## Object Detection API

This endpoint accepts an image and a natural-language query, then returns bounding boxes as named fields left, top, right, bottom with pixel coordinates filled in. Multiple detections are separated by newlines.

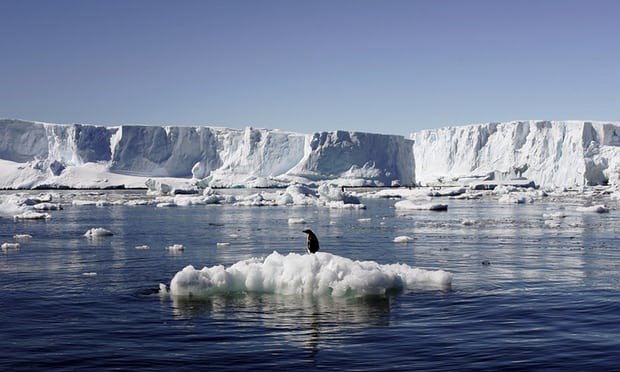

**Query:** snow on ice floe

left=165, top=251, right=452, bottom=298
left=84, top=227, right=114, bottom=237
left=394, top=200, right=448, bottom=211
left=13, top=211, right=51, bottom=221
left=576, top=204, right=610, bottom=213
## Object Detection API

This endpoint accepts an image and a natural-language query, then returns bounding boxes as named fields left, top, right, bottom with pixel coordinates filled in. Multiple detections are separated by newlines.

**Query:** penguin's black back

left=303, top=229, right=320, bottom=254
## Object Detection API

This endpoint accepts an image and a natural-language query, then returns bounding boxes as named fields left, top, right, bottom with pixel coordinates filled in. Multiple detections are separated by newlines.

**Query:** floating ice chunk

left=13, top=234, right=33, bottom=240
left=498, top=194, right=531, bottom=204
left=135, top=245, right=150, bottom=250
left=576, top=204, right=610, bottom=213
left=216, top=242, right=231, bottom=248
left=234, top=193, right=277, bottom=207
left=288, top=217, right=306, bottom=225
left=82, top=272, right=97, bottom=276
left=33, top=202, right=62, bottom=210
left=318, top=183, right=362, bottom=205
left=1, top=242, right=20, bottom=250
left=544, top=220, right=561, bottom=228
left=125, top=199, right=151, bottom=206
left=394, top=200, right=448, bottom=211
left=156, top=202, right=177, bottom=208
left=145, top=179, right=172, bottom=196
left=393, top=236, right=415, bottom=243
left=461, top=219, right=476, bottom=226
left=167, top=244, right=185, bottom=252
left=427, top=187, right=466, bottom=197
left=159, top=283, right=169, bottom=295
left=358, top=218, right=372, bottom=223
left=72, top=200, right=98, bottom=206
left=543, top=212, right=566, bottom=219
left=276, top=184, right=318, bottom=206
left=168, top=251, right=452, bottom=298
left=324, top=200, right=366, bottom=209
left=84, top=227, right=114, bottom=237
left=13, top=211, right=51, bottom=221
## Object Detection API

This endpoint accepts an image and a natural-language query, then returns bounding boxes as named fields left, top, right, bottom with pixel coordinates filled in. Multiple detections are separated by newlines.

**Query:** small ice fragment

left=84, top=227, right=114, bottom=237
left=358, top=218, right=372, bottom=223
left=288, top=217, right=306, bottom=225
left=33, top=202, right=63, bottom=210
left=461, top=219, right=476, bottom=226
left=576, top=204, right=610, bottom=213
left=135, top=245, right=150, bottom=250
left=82, top=272, right=97, bottom=276
left=156, top=202, right=177, bottom=208
left=14, top=234, right=33, bottom=240
left=167, top=244, right=184, bottom=252
left=544, top=220, right=561, bottom=228
left=1, top=242, right=20, bottom=250
left=216, top=242, right=231, bottom=248
left=159, top=283, right=169, bottom=295
left=13, top=212, right=51, bottom=221
left=394, top=200, right=448, bottom=211
left=393, top=236, right=414, bottom=243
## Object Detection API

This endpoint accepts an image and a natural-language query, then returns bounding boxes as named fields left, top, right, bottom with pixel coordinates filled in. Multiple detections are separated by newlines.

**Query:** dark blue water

left=1, top=190, right=620, bottom=370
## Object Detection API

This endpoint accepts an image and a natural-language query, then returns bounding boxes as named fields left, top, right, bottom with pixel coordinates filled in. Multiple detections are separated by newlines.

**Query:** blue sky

left=1, top=0, right=618, bottom=135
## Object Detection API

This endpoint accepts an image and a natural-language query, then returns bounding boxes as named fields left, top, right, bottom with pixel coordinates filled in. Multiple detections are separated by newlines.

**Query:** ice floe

left=166, top=251, right=452, bottom=298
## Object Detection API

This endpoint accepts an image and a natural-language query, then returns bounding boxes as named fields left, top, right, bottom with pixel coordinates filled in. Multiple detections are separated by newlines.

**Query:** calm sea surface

left=1, top=190, right=619, bottom=370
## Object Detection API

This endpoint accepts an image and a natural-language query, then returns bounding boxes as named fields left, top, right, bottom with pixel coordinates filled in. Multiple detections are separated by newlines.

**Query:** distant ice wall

left=411, top=120, right=620, bottom=187
left=287, top=131, right=415, bottom=186
left=0, top=120, right=413, bottom=187
left=2, top=119, right=617, bottom=189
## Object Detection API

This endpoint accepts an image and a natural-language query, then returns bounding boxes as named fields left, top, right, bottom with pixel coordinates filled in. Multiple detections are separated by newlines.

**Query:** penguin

left=302, top=229, right=320, bottom=254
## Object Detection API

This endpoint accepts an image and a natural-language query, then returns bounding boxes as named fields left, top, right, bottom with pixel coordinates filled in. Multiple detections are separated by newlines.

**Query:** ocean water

left=1, top=190, right=620, bottom=370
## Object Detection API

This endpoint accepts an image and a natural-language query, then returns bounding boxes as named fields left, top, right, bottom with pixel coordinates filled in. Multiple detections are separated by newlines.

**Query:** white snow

left=167, top=251, right=452, bottom=298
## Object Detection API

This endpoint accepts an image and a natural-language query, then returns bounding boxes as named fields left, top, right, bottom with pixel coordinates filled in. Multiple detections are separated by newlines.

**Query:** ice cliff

left=412, top=120, right=620, bottom=188
left=0, top=119, right=414, bottom=189
left=0, top=119, right=618, bottom=189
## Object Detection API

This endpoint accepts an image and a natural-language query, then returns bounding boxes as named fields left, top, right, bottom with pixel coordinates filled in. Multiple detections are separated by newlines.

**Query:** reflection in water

left=169, top=293, right=393, bottom=355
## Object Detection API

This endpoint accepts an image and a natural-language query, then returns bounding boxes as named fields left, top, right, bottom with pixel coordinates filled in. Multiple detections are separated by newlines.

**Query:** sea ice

left=13, top=211, right=51, bottom=221
left=1, top=242, right=20, bottom=250
left=394, top=200, right=448, bottom=211
left=576, top=204, right=610, bottom=213
left=167, top=244, right=185, bottom=252
left=393, top=236, right=415, bottom=243
left=167, top=251, right=452, bottom=298
left=84, top=227, right=114, bottom=237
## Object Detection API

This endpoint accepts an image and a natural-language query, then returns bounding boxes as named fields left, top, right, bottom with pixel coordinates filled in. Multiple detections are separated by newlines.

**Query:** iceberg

left=0, top=120, right=414, bottom=189
left=412, top=120, right=620, bottom=188
left=1, top=119, right=618, bottom=189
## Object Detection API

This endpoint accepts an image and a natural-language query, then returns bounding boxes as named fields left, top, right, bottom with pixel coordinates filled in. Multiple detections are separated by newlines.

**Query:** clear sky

left=1, top=0, right=619, bottom=135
